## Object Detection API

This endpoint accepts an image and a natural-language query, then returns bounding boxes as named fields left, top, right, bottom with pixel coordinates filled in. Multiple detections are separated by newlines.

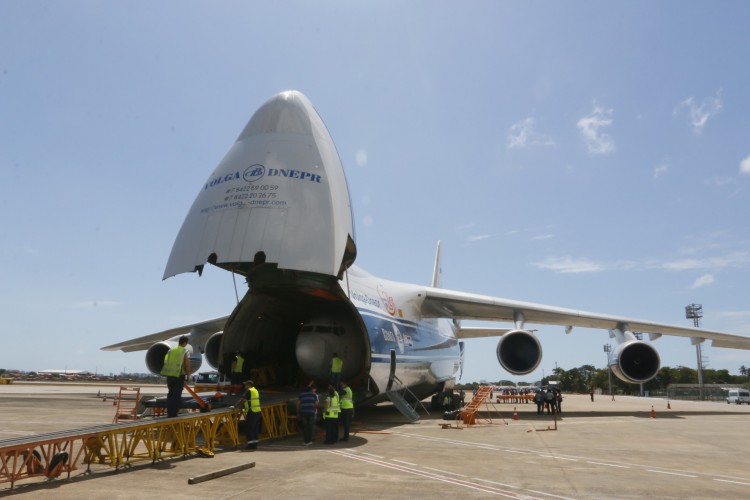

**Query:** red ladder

left=113, top=386, right=141, bottom=423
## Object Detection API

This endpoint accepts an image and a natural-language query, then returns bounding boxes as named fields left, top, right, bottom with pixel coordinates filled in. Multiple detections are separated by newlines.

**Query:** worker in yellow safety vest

left=240, top=380, right=261, bottom=449
left=330, top=352, right=343, bottom=390
left=339, top=381, right=354, bottom=442
left=160, top=335, right=191, bottom=417
left=230, top=352, right=245, bottom=386
left=323, top=385, right=340, bottom=444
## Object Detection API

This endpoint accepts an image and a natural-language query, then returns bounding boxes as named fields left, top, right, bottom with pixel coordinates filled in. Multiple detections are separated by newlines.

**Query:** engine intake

left=203, top=332, right=223, bottom=370
left=144, top=340, right=202, bottom=376
left=609, top=340, right=660, bottom=384
left=496, top=329, right=542, bottom=375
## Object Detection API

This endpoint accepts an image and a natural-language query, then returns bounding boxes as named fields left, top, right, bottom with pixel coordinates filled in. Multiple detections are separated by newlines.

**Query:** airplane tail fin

left=431, top=240, right=442, bottom=288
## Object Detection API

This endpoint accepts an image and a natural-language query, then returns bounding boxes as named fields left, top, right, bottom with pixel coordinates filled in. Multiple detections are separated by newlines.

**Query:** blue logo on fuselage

left=243, top=164, right=265, bottom=182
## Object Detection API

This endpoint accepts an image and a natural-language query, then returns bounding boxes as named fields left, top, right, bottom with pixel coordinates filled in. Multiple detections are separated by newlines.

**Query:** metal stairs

left=385, top=389, right=420, bottom=422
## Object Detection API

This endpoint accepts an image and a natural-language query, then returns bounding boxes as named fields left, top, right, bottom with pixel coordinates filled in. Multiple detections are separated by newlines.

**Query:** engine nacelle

left=609, top=340, right=660, bottom=384
left=144, top=341, right=202, bottom=376
left=496, top=329, right=542, bottom=375
left=203, top=332, right=223, bottom=370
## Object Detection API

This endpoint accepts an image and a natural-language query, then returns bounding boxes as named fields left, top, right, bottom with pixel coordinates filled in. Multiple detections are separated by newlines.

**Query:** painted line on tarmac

left=392, top=459, right=417, bottom=466
left=329, top=449, right=546, bottom=498
left=586, top=461, right=630, bottom=468
left=525, top=488, right=578, bottom=500
left=472, top=478, right=519, bottom=489
left=422, top=466, right=467, bottom=477
left=395, top=429, right=750, bottom=486
left=540, top=455, right=578, bottom=461
left=646, top=469, right=698, bottom=478
left=714, top=478, right=750, bottom=486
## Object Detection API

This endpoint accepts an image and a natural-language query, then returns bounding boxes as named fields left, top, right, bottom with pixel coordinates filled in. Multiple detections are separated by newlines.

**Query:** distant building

left=38, top=369, right=90, bottom=375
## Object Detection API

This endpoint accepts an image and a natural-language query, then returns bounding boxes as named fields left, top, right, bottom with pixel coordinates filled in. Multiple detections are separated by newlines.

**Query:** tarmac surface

left=2, top=382, right=750, bottom=499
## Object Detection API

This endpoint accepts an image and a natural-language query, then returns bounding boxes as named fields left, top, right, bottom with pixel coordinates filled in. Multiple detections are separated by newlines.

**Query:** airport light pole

left=603, top=344, right=613, bottom=399
left=685, top=304, right=705, bottom=400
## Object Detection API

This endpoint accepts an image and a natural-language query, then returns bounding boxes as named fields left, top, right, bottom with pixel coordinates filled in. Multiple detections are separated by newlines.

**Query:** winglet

left=431, top=240, right=442, bottom=288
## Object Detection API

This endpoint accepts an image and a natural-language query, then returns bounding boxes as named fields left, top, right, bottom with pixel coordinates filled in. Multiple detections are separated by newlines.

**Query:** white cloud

left=717, top=311, right=750, bottom=319
left=467, top=234, right=493, bottom=242
left=506, top=117, right=555, bottom=149
left=740, top=155, right=750, bottom=175
left=577, top=106, right=615, bottom=155
left=709, top=176, right=735, bottom=187
left=690, top=274, right=715, bottom=289
left=659, top=251, right=750, bottom=271
left=653, top=163, right=669, bottom=179
left=532, top=257, right=635, bottom=274
left=673, top=89, right=723, bottom=135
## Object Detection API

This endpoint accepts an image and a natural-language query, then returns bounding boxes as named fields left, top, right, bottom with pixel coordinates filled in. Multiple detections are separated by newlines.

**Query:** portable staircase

left=113, top=386, right=141, bottom=423
left=386, top=388, right=420, bottom=422
left=385, top=373, right=429, bottom=423
left=460, top=385, right=505, bottom=425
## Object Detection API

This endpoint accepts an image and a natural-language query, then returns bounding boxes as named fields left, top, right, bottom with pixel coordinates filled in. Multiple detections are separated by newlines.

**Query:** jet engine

left=144, top=341, right=202, bottom=375
left=203, top=332, right=223, bottom=370
left=608, top=339, right=660, bottom=384
left=496, top=329, right=542, bottom=375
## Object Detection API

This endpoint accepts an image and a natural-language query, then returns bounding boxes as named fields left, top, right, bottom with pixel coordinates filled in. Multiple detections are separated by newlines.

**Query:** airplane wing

left=101, top=315, right=229, bottom=352
left=422, top=287, right=750, bottom=349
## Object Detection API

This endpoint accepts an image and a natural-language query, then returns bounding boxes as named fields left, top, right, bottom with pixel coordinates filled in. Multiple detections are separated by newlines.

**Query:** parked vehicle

left=726, top=389, right=750, bottom=404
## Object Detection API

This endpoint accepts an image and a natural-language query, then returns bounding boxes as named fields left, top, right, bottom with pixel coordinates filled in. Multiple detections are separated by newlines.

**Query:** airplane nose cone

left=237, top=90, right=325, bottom=140
left=163, top=90, right=356, bottom=280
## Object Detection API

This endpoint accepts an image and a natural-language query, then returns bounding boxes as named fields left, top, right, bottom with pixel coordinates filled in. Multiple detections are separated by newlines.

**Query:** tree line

left=460, top=365, right=750, bottom=394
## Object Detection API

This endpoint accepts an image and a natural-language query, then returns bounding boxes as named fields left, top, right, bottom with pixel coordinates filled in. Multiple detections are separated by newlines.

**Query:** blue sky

left=2, top=2, right=749, bottom=382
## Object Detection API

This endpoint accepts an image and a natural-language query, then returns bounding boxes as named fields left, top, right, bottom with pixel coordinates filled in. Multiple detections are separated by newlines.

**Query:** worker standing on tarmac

left=160, top=335, right=191, bottom=418
left=297, top=383, right=318, bottom=446
left=323, top=385, right=340, bottom=444
left=230, top=352, right=245, bottom=386
left=240, top=380, right=261, bottom=449
left=339, top=381, right=354, bottom=442
left=533, top=389, right=544, bottom=415
left=330, top=352, right=343, bottom=390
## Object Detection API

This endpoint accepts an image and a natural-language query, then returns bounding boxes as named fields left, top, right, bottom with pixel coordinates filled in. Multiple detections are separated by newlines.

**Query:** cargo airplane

left=103, top=91, right=750, bottom=417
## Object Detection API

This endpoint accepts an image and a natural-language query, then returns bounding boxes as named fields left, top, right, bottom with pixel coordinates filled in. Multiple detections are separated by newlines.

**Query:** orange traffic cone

left=650, top=406, right=656, bottom=418
left=512, top=407, right=519, bottom=420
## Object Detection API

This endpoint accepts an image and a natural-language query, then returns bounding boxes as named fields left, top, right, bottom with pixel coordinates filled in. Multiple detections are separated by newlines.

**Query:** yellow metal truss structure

left=0, top=409, right=240, bottom=489
left=1, top=399, right=300, bottom=490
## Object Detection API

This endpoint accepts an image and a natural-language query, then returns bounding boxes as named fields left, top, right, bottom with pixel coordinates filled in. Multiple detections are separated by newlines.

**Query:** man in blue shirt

left=297, top=383, right=318, bottom=446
